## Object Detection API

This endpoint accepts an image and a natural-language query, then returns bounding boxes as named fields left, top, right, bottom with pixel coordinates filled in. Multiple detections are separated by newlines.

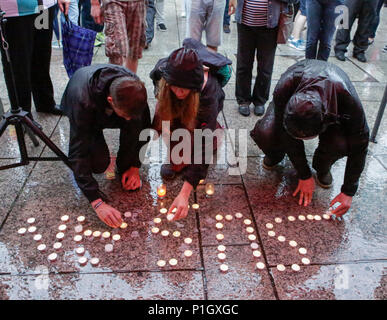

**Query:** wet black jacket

left=271, top=59, right=369, bottom=196
left=61, top=64, right=151, bottom=202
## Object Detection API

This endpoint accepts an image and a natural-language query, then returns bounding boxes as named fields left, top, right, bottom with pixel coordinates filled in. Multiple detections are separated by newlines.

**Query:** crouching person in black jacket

left=250, top=59, right=369, bottom=217
left=61, top=64, right=151, bottom=228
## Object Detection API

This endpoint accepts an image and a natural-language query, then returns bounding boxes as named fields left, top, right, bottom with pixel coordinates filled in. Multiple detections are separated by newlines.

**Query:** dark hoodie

left=257, top=59, right=369, bottom=196
left=61, top=64, right=151, bottom=202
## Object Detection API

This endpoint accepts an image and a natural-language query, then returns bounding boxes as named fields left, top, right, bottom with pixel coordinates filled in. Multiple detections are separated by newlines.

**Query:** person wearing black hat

left=250, top=59, right=369, bottom=217
left=150, top=43, right=229, bottom=221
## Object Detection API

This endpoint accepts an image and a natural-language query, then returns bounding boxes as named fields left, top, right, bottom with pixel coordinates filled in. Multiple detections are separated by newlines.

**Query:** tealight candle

left=192, top=204, right=199, bottom=210
left=216, top=234, right=224, bottom=241
left=154, top=217, right=162, bottom=224
left=225, top=215, right=233, bottom=221
left=112, top=234, right=121, bottom=241
left=151, top=227, right=160, bottom=234
left=265, top=223, right=273, bottom=229
left=75, top=247, right=85, bottom=255
left=298, top=215, right=306, bottom=221
left=74, top=225, right=83, bottom=233
left=314, top=215, right=322, bottom=221
left=307, top=214, right=314, bottom=220
left=184, top=237, right=192, bottom=244
left=246, top=227, right=254, bottom=233
left=120, top=222, right=128, bottom=229
left=18, top=228, right=27, bottom=235
left=184, top=250, right=193, bottom=257
left=248, top=234, right=256, bottom=241
left=37, top=244, right=46, bottom=252
left=48, top=253, right=57, bottom=262
left=74, top=235, right=83, bottom=242
left=157, top=260, right=166, bottom=267
left=172, top=231, right=181, bottom=238
left=161, top=230, right=170, bottom=237
left=90, top=258, right=100, bottom=266
left=253, top=250, right=261, bottom=258
left=277, top=235, right=286, bottom=242
left=33, top=234, right=42, bottom=241
left=124, top=211, right=132, bottom=218
left=217, top=253, right=226, bottom=261
left=167, top=214, right=174, bottom=221
left=93, top=231, right=101, bottom=238
left=274, top=217, right=282, bottom=223
left=157, top=184, right=166, bottom=198
left=276, top=264, right=286, bottom=272
left=172, top=208, right=177, bottom=213
left=199, top=179, right=205, bottom=184
left=299, top=248, right=307, bottom=255
left=288, top=216, right=296, bottom=222
left=301, top=257, right=310, bottom=265
left=217, top=245, right=226, bottom=252
left=215, top=214, right=223, bottom=221
left=215, top=222, right=223, bottom=230
left=268, top=231, right=276, bottom=237
left=256, top=262, right=265, bottom=270
left=205, top=183, right=215, bottom=196
left=28, top=226, right=37, bottom=233
left=322, top=213, right=331, bottom=220
left=102, top=231, right=111, bottom=239
left=56, top=232, right=65, bottom=240
left=220, top=264, right=229, bottom=272
left=289, top=240, right=298, bottom=247
left=235, top=212, right=243, bottom=219
left=105, top=244, right=113, bottom=253
left=169, top=258, right=178, bottom=266
left=61, top=215, right=69, bottom=222
left=243, top=219, right=252, bottom=225
left=291, top=264, right=301, bottom=272
left=58, top=224, right=67, bottom=231
left=27, top=217, right=35, bottom=224
left=77, top=216, right=85, bottom=223
left=84, top=230, right=92, bottom=237
left=159, top=208, right=168, bottom=214
left=53, top=242, right=62, bottom=250
left=250, top=243, right=259, bottom=250
left=78, top=257, right=87, bottom=266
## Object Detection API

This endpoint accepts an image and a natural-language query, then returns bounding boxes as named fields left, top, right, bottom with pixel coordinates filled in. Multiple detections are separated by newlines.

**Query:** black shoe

left=144, top=42, right=150, bottom=50
left=353, top=52, right=367, bottom=63
left=160, top=164, right=176, bottom=180
left=36, top=104, right=63, bottom=116
left=253, top=104, right=265, bottom=116
left=223, top=25, right=230, bottom=34
left=238, top=104, right=250, bottom=117
left=316, top=171, right=333, bottom=188
left=335, top=51, right=346, bottom=61
left=262, top=156, right=278, bottom=170
left=157, top=23, right=167, bottom=32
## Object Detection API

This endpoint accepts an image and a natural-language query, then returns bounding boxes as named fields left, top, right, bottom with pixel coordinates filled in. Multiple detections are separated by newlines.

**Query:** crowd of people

left=0, top=0, right=385, bottom=228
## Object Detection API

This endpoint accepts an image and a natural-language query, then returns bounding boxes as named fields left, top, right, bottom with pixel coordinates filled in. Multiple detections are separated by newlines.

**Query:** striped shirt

left=0, top=0, right=56, bottom=17
left=242, top=0, right=268, bottom=27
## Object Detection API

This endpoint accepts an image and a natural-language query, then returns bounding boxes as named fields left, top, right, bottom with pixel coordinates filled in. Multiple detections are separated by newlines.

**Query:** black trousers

left=0, top=7, right=56, bottom=113
left=251, top=103, right=348, bottom=175
left=335, top=0, right=378, bottom=55
left=235, top=23, right=278, bottom=107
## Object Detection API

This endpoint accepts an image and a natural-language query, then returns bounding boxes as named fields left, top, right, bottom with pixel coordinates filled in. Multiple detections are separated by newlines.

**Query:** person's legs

left=90, top=131, right=111, bottom=174
left=253, top=27, right=278, bottom=109
left=205, top=0, right=225, bottom=50
left=305, top=0, right=323, bottom=59
left=369, top=0, right=384, bottom=39
left=235, top=23, right=257, bottom=106
left=145, top=0, right=157, bottom=45
left=291, top=5, right=307, bottom=41
left=52, top=5, right=60, bottom=41
left=68, top=0, right=80, bottom=25
left=155, top=0, right=166, bottom=28
left=335, top=0, right=359, bottom=56
left=223, top=0, right=230, bottom=26
left=31, top=6, right=57, bottom=112
left=187, top=0, right=206, bottom=42
left=81, top=0, right=104, bottom=32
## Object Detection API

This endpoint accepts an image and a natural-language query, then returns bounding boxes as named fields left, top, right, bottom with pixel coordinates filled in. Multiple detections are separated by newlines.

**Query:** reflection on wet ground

left=0, top=0, right=386, bottom=300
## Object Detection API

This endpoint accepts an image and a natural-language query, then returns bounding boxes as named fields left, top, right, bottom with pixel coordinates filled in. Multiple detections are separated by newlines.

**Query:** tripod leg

left=23, top=124, right=40, bottom=147
left=0, top=117, right=7, bottom=137
left=14, top=121, right=29, bottom=165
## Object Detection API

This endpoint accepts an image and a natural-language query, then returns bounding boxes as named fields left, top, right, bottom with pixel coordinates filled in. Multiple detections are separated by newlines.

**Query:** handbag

left=277, top=3, right=294, bottom=44
left=61, top=15, right=97, bottom=78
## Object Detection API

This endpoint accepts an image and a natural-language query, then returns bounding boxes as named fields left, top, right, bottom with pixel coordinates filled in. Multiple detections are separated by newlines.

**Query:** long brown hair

left=156, top=78, right=200, bottom=131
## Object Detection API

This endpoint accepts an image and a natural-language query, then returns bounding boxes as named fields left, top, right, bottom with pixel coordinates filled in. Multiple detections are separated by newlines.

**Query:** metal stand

left=0, top=10, right=72, bottom=171
left=370, top=84, right=387, bottom=143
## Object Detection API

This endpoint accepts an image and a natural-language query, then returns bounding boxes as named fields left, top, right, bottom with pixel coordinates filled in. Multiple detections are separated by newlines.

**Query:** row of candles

left=157, top=181, right=215, bottom=198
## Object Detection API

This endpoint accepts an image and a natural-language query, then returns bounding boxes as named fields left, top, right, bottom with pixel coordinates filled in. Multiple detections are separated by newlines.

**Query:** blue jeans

left=224, top=0, right=230, bottom=26
left=305, top=0, right=343, bottom=61
left=53, top=0, right=79, bottom=40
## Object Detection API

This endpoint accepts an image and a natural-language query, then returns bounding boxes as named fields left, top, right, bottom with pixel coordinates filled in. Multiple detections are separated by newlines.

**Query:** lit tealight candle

left=276, top=264, right=286, bottom=272
left=217, top=245, right=226, bottom=252
left=169, top=258, right=178, bottom=266
left=77, top=216, right=85, bottom=223
left=58, top=224, right=67, bottom=232
left=172, top=231, right=181, bottom=238
left=248, top=234, right=256, bottom=242
left=291, top=264, right=301, bottom=272
left=102, top=232, right=111, bottom=239
left=274, top=217, right=282, bottom=223
left=75, top=247, right=85, bottom=255
left=151, top=227, right=160, bottom=234
left=298, top=215, right=306, bottom=221
left=253, top=250, right=261, bottom=258
left=90, top=258, right=100, bottom=266
left=184, top=237, right=192, bottom=244
left=256, top=262, right=265, bottom=270
left=265, top=223, right=273, bottom=229
left=93, top=231, right=101, bottom=238
left=301, top=257, right=310, bottom=265
left=217, top=253, right=226, bottom=261
left=215, top=214, right=223, bottom=221
left=205, top=183, right=215, bottom=196
left=314, top=215, right=322, bottom=221
left=199, top=179, right=205, bottom=185
left=157, top=184, right=166, bottom=198
left=167, top=214, right=174, bottom=221
left=220, top=264, right=229, bottom=272
left=243, top=219, right=252, bottom=225
left=288, top=216, right=296, bottom=222
left=277, top=236, right=286, bottom=242
left=120, top=222, right=128, bottom=229
left=112, top=234, right=121, bottom=241
left=37, top=244, right=46, bottom=252
left=192, top=204, right=199, bottom=210
left=78, top=257, right=87, bottom=266
left=18, top=228, right=27, bottom=235
left=154, top=217, right=162, bottom=224
left=161, top=230, right=170, bottom=237
left=184, top=250, right=193, bottom=257
left=124, top=211, right=132, bottom=218
left=157, top=260, right=166, bottom=267
left=235, top=212, right=243, bottom=219
left=299, top=248, right=307, bottom=255
left=33, top=234, right=42, bottom=242
left=225, top=215, right=233, bottom=221
left=74, top=235, right=83, bottom=242
left=27, top=217, right=35, bottom=224
left=250, top=243, right=259, bottom=250
left=105, top=244, right=114, bottom=253
left=268, top=231, right=276, bottom=237
left=246, top=227, right=254, bottom=234
left=159, top=208, right=168, bottom=215
left=289, top=240, right=298, bottom=247
left=215, top=222, right=223, bottom=230
left=216, top=234, right=224, bottom=241
left=307, top=214, right=314, bottom=221
left=28, top=226, right=37, bottom=233
left=84, top=230, right=92, bottom=237
left=61, top=215, right=69, bottom=222
left=48, top=253, right=57, bottom=262
left=74, top=225, right=83, bottom=233
left=322, top=213, right=331, bottom=220
left=53, top=242, right=62, bottom=250
left=56, top=232, right=65, bottom=240
left=172, top=208, right=177, bottom=213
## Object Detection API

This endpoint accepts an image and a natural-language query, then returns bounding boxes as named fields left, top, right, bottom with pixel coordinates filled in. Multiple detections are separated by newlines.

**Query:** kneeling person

left=61, top=64, right=151, bottom=228
left=250, top=59, right=369, bottom=217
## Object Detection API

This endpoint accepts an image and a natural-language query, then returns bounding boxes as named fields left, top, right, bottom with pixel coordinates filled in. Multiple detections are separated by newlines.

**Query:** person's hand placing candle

left=329, top=193, right=353, bottom=217
left=168, top=182, right=193, bottom=221
left=293, top=177, right=315, bottom=207
left=121, top=167, right=141, bottom=191
left=92, top=199, right=123, bottom=228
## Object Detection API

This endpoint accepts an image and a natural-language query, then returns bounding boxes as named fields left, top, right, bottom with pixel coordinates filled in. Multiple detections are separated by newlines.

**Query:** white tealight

left=314, top=215, right=322, bottom=221
left=215, top=222, right=223, bottom=230
left=78, top=257, right=87, bottom=266
left=56, top=232, right=65, bottom=240
left=291, top=264, right=301, bottom=272
left=124, top=211, right=132, bottom=218
left=250, top=243, right=259, bottom=250
left=77, top=216, right=85, bottom=223
left=266, top=223, right=274, bottom=229
left=322, top=214, right=331, bottom=220
left=253, top=250, right=261, bottom=258
left=58, top=224, right=67, bottom=232
left=120, top=222, right=128, bottom=229
left=112, top=234, right=121, bottom=241
left=75, top=247, right=85, bottom=255
left=160, top=208, right=168, bottom=214
left=184, top=237, right=193, bottom=244
left=172, top=208, right=177, bottom=213
left=288, top=216, right=296, bottom=222
left=153, top=217, right=162, bottom=224
left=167, top=214, right=174, bottom=221
left=217, top=245, right=226, bottom=252
left=157, top=260, right=166, bottom=267
left=225, top=215, right=233, bottom=221
left=274, top=217, right=282, bottom=223
left=105, top=244, right=114, bottom=253
left=235, top=212, right=243, bottom=219
left=33, top=234, right=42, bottom=241
left=172, top=231, right=181, bottom=238
left=248, top=234, right=256, bottom=242
left=220, top=264, right=229, bottom=272
left=301, top=257, right=311, bottom=265
left=289, top=240, right=298, bottom=247
left=27, top=217, right=35, bottom=224
left=53, top=242, right=62, bottom=250
left=84, top=230, right=92, bottom=237
left=218, top=253, right=226, bottom=261
left=169, top=258, right=178, bottom=266
left=268, top=231, right=276, bottom=237
left=48, top=253, right=57, bottom=262
left=93, top=231, right=101, bottom=238
left=277, top=236, right=286, bottom=242
left=215, top=214, right=223, bottom=221
left=18, top=228, right=27, bottom=235
left=192, top=204, right=199, bottom=210
left=256, top=262, right=265, bottom=270
left=102, top=231, right=111, bottom=239
left=307, top=214, right=314, bottom=220
left=90, top=258, right=100, bottom=266
left=74, top=225, right=83, bottom=233
left=298, top=215, right=306, bottom=221
left=243, top=219, right=252, bottom=225
left=184, top=250, right=193, bottom=257
left=246, top=227, right=254, bottom=233
left=161, top=230, right=170, bottom=237
left=216, top=234, right=224, bottom=241
left=61, top=215, right=69, bottom=222
left=74, top=235, right=83, bottom=242
left=277, top=264, right=286, bottom=272
left=151, top=227, right=160, bottom=234
left=299, top=248, right=307, bottom=255
left=28, top=226, right=37, bottom=233
left=37, top=244, right=46, bottom=252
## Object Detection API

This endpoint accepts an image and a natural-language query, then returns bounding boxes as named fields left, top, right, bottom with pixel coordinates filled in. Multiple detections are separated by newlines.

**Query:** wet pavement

left=0, top=1, right=386, bottom=300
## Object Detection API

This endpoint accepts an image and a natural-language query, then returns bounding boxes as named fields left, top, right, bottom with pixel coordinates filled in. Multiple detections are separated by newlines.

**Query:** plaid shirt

left=0, top=0, right=56, bottom=17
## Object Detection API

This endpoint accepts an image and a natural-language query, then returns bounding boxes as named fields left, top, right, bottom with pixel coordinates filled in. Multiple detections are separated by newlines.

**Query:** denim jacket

left=235, top=0, right=287, bottom=28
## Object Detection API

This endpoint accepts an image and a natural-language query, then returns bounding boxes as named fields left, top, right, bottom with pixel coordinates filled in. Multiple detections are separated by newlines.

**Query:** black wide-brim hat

left=163, top=47, right=204, bottom=91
